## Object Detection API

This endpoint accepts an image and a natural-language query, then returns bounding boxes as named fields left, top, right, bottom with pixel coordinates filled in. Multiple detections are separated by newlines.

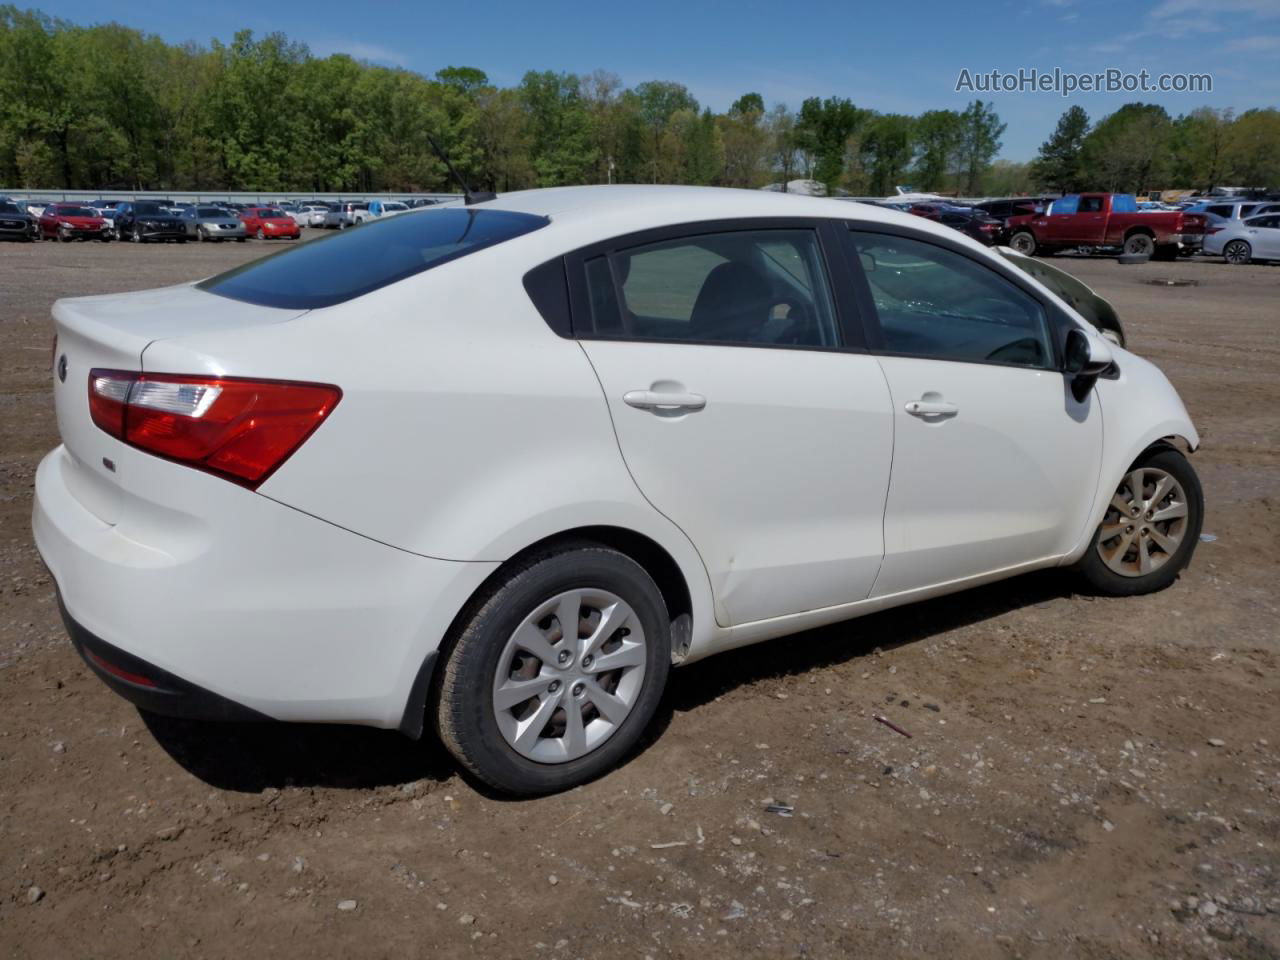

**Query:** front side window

left=850, top=230, right=1052, bottom=369
left=199, top=208, right=548, bottom=309
left=581, top=229, right=839, bottom=348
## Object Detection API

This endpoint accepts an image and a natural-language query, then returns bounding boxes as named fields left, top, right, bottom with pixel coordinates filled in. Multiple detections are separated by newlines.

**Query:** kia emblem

left=57, top=354, right=67, bottom=383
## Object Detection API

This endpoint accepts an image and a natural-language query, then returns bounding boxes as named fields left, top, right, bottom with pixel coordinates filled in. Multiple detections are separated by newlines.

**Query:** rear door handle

left=623, top=390, right=707, bottom=412
left=905, top=399, right=958, bottom=418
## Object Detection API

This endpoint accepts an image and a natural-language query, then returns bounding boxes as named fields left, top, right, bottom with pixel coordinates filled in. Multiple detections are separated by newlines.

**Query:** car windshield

left=199, top=208, right=548, bottom=309
left=197, top=207, right=225, bottom=217
left=56, top=207, right=96, bottom=217
left=134, top=202, right=164, bottom=215
left=0, top=202, right=22, bottom=213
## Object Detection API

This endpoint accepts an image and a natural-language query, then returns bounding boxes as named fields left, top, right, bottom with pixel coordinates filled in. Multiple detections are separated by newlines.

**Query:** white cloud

left=1226, top=34, right=1280, bottom=51
left=308, top=38, right=411, bottom=67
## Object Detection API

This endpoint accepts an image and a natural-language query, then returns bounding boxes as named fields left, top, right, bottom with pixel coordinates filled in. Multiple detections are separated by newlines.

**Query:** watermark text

left=955, top=67, right=1212, bottom=97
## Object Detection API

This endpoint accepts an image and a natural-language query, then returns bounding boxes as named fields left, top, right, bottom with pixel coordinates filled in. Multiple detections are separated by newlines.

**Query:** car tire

left=1008, top=230, right=1037, bottom=256
left=1076, top=447, right=1203, bottom=597
left=58, top=226, right=71, bottom=243
left=198, top=226, right=208, bottom=242
left=1223, top=240, right=1251, bottom=265
left=436, top=544, right=671, bottom=796
left=1122, top=233, right=1155, bottom=258
left=129, top=230, right=141, bottom=243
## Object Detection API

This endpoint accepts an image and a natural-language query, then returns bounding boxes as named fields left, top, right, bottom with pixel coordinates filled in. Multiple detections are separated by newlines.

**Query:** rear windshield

left=199, top=208, right=548, bottom=309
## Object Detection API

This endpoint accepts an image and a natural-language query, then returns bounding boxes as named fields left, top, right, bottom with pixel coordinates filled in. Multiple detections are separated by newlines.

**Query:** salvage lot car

left=185, top=205, right=248, bottom=242
left=38, top=203, right=112, bottom=242
left=1204, top=213, right=1280, bottom=264
left=239, top=206, right=302, bottom=240
left=33, top=186, right=1203, bottom=795
left=113, top=200, right=189, bottom=243
left=0, top=199, right=37, bottom=240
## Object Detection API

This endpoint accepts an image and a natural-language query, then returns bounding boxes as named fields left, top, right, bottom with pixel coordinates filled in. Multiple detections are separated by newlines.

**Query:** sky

left=35, top=0, right=1280, bottom=161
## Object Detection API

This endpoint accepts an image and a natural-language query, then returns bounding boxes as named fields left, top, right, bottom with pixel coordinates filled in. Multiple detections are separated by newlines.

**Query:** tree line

left=1031, top=103, right=1280, bottom=197
left=0, top=7, right=1010, bottom=195
left=2, top=7, right=1275, bottom=197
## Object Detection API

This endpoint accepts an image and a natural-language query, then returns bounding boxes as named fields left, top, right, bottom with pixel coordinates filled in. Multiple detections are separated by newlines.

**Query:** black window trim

left=838, top=219, right=1069, bottom=372
left=558, top=217, right=870, bottom=354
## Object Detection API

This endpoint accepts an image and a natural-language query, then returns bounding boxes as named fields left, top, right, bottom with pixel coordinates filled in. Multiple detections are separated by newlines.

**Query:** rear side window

left=199, top=208, right=548, bottom=309
left=1052, top=196, right=1079, bottom=214
left=582, top=229, right=839, bottom=348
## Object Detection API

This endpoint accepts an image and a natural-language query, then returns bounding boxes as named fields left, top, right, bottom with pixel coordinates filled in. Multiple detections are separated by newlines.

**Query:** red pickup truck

left=1005, top=193, right=1206, bottom=261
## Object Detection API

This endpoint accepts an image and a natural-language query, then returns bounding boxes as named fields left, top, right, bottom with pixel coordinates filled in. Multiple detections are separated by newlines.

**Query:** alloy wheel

left=492, top=588, right=647, bottom=764
left=1223, top=240, right=1251, bottom=265
left=1096, top=466, right=1190, bottom=577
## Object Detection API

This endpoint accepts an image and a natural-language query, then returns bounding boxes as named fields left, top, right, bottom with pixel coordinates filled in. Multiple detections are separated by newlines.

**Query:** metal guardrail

left=0, top=189, right=464, bottom=204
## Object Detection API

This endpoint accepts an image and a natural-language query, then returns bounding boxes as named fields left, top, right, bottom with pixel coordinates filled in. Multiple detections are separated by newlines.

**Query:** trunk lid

left=52, top=283, right=307, bottom=522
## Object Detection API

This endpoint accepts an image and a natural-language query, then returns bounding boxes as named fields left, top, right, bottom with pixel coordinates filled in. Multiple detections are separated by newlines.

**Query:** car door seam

left=866, top=356, right=896, bottom=598
left=572, top=340, right=723, bottom=626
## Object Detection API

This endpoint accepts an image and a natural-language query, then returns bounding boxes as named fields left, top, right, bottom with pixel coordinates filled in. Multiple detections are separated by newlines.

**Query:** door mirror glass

left=859, top=251, right=876, bottom=273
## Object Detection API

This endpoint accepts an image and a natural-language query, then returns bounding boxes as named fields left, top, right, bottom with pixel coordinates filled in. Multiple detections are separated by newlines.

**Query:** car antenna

left=425, top=133, right=495, bottom=205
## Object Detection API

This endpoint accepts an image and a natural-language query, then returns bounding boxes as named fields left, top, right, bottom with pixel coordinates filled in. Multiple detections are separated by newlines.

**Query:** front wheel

left=1223, top=240, right=1252, bottom=265
left=1076, top=448, right=1203, bottom=596
left=436, top=545, right=671, bottom=795
left=1008, top=230, right=1037, bottom=256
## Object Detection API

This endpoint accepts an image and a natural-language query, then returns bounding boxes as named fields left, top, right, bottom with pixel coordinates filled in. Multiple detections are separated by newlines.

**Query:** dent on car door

left=844, top=227, right=1103, bottom=597
left=571, top=222, right=894, bottom=626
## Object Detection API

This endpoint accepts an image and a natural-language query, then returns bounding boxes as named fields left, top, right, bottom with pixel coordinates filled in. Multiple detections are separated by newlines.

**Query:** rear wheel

left=437, top=545, right=671, bottom=795
left=1009, top=230, right=1037, bottom=256
left=1223, top=240, right=1251, bottom=265
left=1122, top=233, right=1154, bottom=258
left=1077, top=448, right=1203, bottom=596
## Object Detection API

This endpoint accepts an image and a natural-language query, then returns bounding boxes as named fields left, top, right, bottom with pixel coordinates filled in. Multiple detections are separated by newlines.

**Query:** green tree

left=796, top=96, right=870, bottom=190
left=1030, top=105, right=1089, bottom=193
left=956, top=100, right=1005, bottom=195
left=912, top=109, right=963, bottom=192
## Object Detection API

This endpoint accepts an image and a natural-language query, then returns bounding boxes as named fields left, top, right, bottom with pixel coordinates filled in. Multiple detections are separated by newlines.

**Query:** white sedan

left=1204, top=213, right=1280, bottom=264
left=33, top=186, right=1203, bottom=795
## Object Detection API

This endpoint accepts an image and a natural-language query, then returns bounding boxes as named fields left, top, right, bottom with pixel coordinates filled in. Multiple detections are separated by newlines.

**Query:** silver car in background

left=295, top=203, right=331, bottom=227
left=1204, top=213, right=1280, bottom=264
left=185, top=205, right=247, bottom=242
left=323, top=201, right=368, bottom=229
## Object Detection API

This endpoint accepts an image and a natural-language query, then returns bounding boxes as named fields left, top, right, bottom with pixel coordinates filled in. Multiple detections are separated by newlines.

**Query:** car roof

left=473, top=184, right=967, bottom=252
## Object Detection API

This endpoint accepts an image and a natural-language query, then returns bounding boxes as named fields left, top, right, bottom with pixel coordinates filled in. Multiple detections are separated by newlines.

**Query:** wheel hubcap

left=492, top=588, right=646, bottom=764
left=1096, top=466, right=1189, bottom=577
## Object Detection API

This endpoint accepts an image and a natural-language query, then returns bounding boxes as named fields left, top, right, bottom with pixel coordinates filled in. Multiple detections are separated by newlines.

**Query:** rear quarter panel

left=140, top=240, right=717, bottom=642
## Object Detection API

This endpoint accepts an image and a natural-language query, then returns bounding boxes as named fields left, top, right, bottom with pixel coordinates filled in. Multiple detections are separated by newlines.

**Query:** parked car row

left=0, top=196, right=447, bottom=243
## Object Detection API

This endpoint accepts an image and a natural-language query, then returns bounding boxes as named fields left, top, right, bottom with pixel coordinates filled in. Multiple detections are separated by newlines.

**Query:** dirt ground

left=0, top=234, right=1277, bottom=960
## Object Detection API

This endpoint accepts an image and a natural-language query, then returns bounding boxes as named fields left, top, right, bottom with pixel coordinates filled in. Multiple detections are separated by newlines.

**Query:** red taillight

left=88, top=370, right=341, bottom=487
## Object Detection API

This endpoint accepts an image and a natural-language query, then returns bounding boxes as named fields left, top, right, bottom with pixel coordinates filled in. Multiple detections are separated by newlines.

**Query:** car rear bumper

left=33, top=444, right=497, bottom=729
left=59, top=592, right=271, bottom=722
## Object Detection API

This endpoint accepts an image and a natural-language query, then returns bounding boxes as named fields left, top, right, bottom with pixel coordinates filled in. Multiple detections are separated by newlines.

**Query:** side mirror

left=1064, top=328, right=1114, bottom=401
left=859, top=251, right=877, bottom=273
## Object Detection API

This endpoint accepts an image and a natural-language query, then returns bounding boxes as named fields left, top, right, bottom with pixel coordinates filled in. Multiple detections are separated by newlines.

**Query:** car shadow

left=143, top=569, right=1078, bottom=796
left=141, top=711, right=456, bottom=793
left=660, top=569, right=1078, bottom=715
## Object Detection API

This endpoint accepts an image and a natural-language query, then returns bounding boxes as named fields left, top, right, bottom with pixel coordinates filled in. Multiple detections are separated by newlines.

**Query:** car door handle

left=623, top=390, right=707, bottom=412
left=904, top=399, right=958, bottom=418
